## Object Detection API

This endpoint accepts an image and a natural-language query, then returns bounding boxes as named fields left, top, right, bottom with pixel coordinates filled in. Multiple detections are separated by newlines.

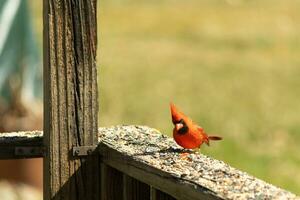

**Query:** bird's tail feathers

left=208, top=136, right=222, bottom=140
left=204, top=135, right=222, bottom=146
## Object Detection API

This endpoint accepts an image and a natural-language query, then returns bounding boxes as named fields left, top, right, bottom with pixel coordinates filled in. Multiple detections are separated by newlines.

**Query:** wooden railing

left=0, top=126, right=298, bottom=200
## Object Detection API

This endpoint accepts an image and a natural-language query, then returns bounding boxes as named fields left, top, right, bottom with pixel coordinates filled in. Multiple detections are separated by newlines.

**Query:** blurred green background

left=29, top=0, right=300, bottom=194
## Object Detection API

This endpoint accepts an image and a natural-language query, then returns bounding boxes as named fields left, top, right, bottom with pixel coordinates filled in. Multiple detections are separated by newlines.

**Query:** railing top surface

left=99, top=125, right=299, bottom=200
left=0, top=131, right=42, bottom=145
left=0, top=126, right=298, bottom=199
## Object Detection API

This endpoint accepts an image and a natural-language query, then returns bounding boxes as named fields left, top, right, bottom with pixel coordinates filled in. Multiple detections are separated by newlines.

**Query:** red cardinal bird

left=170, top=103, right=222, bottom=149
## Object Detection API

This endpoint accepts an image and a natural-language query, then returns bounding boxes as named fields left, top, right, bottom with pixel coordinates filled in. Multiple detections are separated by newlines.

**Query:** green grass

left=29, top=0, right=300, bottom=194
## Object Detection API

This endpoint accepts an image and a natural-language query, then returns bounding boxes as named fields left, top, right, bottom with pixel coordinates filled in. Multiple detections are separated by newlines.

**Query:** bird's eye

left=174, top=119, right=183, bottom=124
left=179, top=119, right=186, bottom=125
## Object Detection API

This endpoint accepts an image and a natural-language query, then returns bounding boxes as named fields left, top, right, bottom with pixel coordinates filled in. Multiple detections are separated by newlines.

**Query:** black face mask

left=176, top=119, right=189, bottom=135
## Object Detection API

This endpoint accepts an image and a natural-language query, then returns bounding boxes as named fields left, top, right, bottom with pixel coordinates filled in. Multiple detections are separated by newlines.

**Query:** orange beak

left=175, top=123, right=183, bottom=131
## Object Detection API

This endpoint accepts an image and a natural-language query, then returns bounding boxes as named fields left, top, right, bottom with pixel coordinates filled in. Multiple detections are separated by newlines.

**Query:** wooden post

left=43, top=0, right=99, bottom=199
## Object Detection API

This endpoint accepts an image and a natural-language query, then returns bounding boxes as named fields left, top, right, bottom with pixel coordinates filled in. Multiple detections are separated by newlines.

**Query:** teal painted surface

left=0, top=0, right=41, bottom=107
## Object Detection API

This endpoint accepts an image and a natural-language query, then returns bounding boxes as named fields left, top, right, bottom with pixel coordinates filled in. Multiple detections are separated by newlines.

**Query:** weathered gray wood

left=100, top=143, right=217, bottom=200
left=43, top=0, right=99, bottom=199
left=100, top=163, right=123, bottom=200
left=150, top=187, right=176, bottom=200
left=0, top=131, right=43, bottom=159
left=150, top=187, right=157, bottom=200
left=99, top=125, right=299, bottom=200
left=123, top=174, right=150, bottom=200
left=0, top=126, right=299, bottom=199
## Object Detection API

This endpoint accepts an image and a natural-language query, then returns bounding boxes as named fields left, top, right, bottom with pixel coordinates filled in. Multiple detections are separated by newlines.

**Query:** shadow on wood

left=50, top=153, right=100, bottom=200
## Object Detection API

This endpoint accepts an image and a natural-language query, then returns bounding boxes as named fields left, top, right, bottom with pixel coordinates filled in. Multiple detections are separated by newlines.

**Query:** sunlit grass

left=29, top=0, right=300, bottom=194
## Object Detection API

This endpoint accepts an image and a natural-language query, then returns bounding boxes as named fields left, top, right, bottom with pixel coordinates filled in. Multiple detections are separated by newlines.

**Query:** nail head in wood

left=72, top=145, right=97, bottom=157
left=15, top=146, right=45, bottom=157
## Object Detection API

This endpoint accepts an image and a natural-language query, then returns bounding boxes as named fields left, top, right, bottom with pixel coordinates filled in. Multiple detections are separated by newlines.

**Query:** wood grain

left=43, top=0, right=99, bottom=199
left=150, top=187, right=177, bottom=200
left=100, top=143, right=219, bottom=200
left=123, top=174, right=150, bottom=200
left=100, top=163, right=123, bottom=200
left=0, top=131, right=43, bottom=159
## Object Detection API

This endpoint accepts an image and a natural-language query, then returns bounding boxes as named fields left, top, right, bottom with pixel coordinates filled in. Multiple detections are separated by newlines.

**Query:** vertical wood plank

left=101, top=163, right=123, bottom=200
left=123, top=174, right=150, bottom=200
left=151, top=187, right=177, bottom=200
left=43, top=0, right=99, bottom=199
